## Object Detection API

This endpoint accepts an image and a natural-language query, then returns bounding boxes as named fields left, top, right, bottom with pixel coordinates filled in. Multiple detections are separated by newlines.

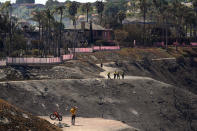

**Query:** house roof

left=123, top=18, right=156, bottom=25
left=181, top=2, right=192, bottom=7
left=65, top=21, right=112, bottom=31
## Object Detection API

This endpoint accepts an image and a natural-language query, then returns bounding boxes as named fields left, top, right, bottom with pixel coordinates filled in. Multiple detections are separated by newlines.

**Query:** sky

left=0, top=0, right=97, bottom=4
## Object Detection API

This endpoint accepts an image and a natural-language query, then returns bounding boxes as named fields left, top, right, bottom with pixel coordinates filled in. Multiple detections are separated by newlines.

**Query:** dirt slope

left=0, top=77, right=196, bottom=131
left=0, top=99, right=61, bottom=131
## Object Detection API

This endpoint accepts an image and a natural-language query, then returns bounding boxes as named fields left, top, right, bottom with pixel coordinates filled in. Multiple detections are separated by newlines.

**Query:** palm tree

left=31, top=10, right=43, bottom=55
left=1, top=1, right=12, bottom=55
left=39, top=8, right=55, bottom=56
left=153, top=0, right=170, bottom=48
left=96, top=1, right=104, bottom=24
left=56, top=5, right=65, bottom=57
left=68, top=1, right=79, bottom=28
left=68, top=1, right=79, bottom=59
left=83, top=3, right=92, bottom=22
left=139, top=0, right=148, bottom=45
left=0, top=5, right=10, bottom=55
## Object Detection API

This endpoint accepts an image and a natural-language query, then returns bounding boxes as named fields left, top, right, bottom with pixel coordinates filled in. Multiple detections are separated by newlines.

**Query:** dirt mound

left=0, top=99, right=61, bottom=131
left=0, top=60, right=102, bottom=81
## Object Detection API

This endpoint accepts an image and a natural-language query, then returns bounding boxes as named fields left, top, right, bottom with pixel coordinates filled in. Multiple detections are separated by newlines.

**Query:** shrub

left=114, top=30, right=128, bottom=45
left=10, top=50, right=21, bottom=57
left=31, top=49, right=39, bottom=56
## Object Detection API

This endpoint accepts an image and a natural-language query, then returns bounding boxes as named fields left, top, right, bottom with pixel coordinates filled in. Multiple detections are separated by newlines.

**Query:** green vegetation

left=1, top=0, right=197, bottom=57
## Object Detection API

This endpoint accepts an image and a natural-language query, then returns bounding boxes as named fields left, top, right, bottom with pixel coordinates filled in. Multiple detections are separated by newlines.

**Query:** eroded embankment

left=110, top=58, right=197, bottom=94
left=0, top=78, right=196, bottom=131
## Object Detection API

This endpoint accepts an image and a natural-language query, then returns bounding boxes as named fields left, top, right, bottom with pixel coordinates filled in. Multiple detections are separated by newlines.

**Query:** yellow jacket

left=70, top=108, right=76, bottom=115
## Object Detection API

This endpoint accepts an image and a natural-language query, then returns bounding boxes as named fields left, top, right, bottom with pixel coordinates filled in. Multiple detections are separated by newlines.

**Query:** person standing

left=134, top=40, right=136, bottom=47
left=107, top=72, right=111, bottom=79
left=100, top=59, right=103, bottom=68
left=114, top=71, right=117, bottom=79
left=122, top=72, right=125, bottom=79
left=70, top=106, right=77, bottom=125
left=117, top=72, right=120, bottom=79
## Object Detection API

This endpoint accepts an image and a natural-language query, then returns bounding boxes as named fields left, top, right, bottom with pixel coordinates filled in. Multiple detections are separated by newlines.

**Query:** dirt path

left=97, top=62, right=152, bottom=80
left=40, top=116, right=137, bottom=131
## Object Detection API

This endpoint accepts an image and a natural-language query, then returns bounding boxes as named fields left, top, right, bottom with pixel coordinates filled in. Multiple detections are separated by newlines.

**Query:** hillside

left=0, top=47, right=196, bottom=131
left=0, top=76, right=196, bottom=131
left=0, top=99, right=61, bottom=131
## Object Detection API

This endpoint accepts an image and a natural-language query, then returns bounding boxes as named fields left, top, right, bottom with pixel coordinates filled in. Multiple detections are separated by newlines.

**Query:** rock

left=10, top=111, right=16, bottom=116
left=90, top=55, right=98, bottom=61
left=57, top=122, right=64, bottom=128
left=22, top=113, right=29, bottom=119
left=0, top=70, right=6, bottom=80
left=0, top=116, right=10, bottom=124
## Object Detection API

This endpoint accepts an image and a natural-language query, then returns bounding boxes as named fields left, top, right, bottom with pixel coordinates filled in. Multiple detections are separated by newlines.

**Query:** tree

left=82, top=3, right=92, bottom=22
left=44, top=8, right=54, bottom=56
left=1, top=1, right=12, bottom=55
left=31, top=10, right=43, bottom=55
left=68, top=1, right=79, bottom=27
left=45, top=0, right=59, bottom=9
left=114, top=29, right=128, bottom=46
left=55, top=5, right=65, bottom=56
left=117, top=10, right=126, bottom=24
left=68, top=1, right=79, bottom=59
left=96, top=1, right=104, bottom=24
left=139, top=0, right=148, bottom=45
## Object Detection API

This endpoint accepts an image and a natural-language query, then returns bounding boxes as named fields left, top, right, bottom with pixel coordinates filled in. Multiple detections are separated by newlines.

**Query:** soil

left=0, top=48, right=196, bottom=131
left=0, top=99, right=61, bottom=131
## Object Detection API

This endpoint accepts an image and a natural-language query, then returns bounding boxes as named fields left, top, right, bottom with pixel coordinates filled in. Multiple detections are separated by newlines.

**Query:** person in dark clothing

left=107, top=72, right=111, bottom=79
left=117, top=72, right=120, bottom=79
left=114, top=71, right=117, bottom=79
left=101, top=63, right=103, bottom=68
left=122, top=72, right=125, bottom=79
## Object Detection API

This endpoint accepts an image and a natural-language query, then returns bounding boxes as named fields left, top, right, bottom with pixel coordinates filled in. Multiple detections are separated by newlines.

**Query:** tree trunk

left=39, top=20, right=41, bottom=56
left=165, top=18, right=168, bottom=49
left=185, top=24, right=188, bottom=39
left=49, top=17, right=51, bottom=55
left=100, top=12, right=103, bottom=24
left=190, top=24, right=192, bottom=38
left=58, top=11, right=63, bottom=57
left=143, top=10, right=146, bottom=45
left=9, top=7, right=12, bottom=56
left=87, top=10, right=89, bottom=22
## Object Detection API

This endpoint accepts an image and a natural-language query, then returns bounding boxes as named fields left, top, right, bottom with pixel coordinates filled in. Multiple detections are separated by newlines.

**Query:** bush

left=10, top=50, right=21, bottom=57
left=95, top=40, right=106, bottom=46
left=114, top=30, right=128, bottom=44
left=31, top=49, right=39, bottom=56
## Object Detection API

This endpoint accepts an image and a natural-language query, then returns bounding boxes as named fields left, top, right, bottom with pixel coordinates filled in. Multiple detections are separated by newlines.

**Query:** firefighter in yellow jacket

left=70, top=106, right=77, bottom=125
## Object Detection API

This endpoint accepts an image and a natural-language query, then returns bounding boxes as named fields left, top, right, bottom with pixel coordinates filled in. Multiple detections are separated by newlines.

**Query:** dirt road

left=98, top=62, right=155, bottom=80
left=40, top=116, right=138, bottom=131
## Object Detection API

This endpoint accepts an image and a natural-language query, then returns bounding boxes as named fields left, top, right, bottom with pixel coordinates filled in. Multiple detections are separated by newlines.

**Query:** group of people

left=107, top=71, right=125, bottom=79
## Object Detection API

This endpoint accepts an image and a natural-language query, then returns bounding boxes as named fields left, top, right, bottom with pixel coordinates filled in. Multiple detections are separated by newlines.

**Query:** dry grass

left=167, top=46, right=197, bottom=58
left=76, top=47, right=197, bottom=63
left=0, top=99, right=62, bottom=131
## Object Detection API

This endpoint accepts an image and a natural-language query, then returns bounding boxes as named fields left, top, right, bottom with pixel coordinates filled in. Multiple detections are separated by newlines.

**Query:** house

left=64, top=21, right=114, bottom=46
left=122, top=18, right=156, bottom=25
left=16, top=0, right=35, bottom=4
